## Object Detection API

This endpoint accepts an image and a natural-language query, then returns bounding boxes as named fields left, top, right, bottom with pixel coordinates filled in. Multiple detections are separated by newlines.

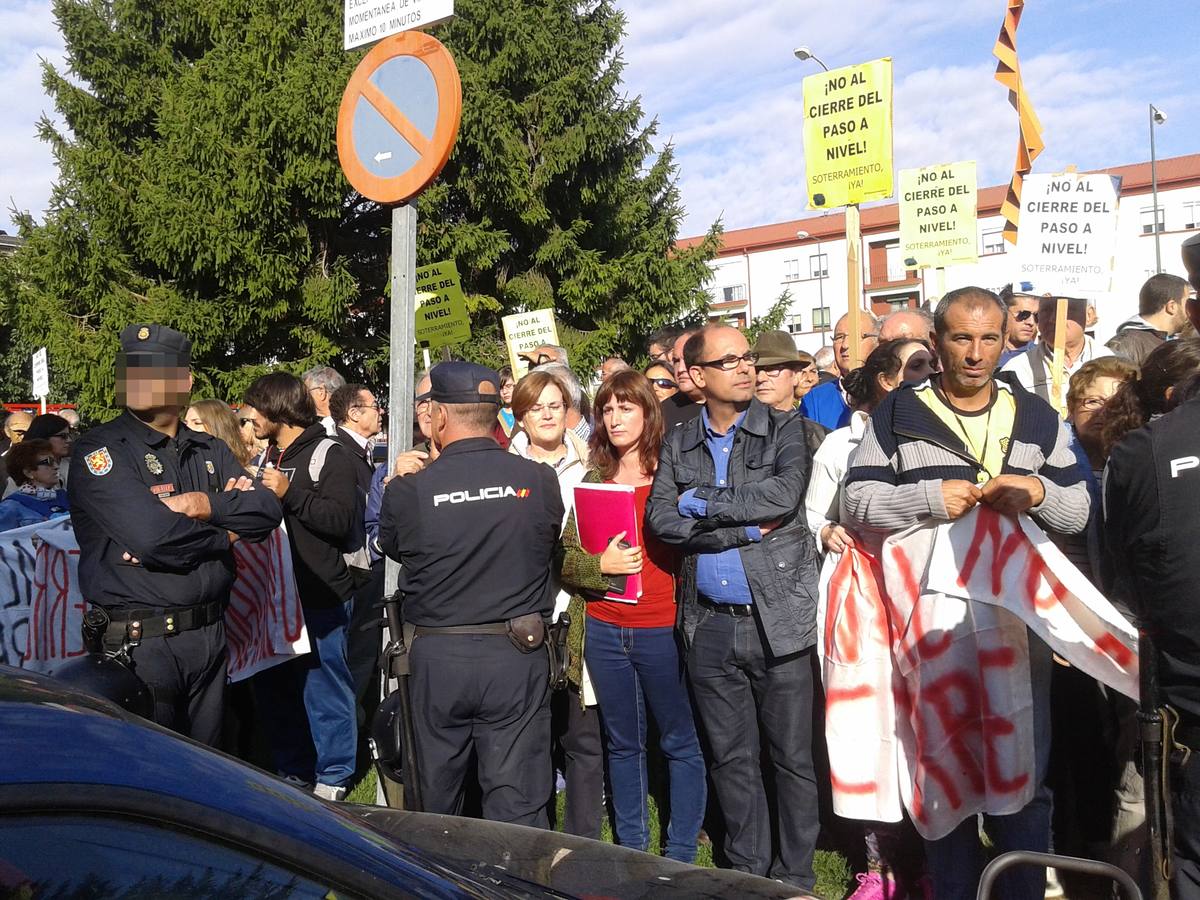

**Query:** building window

left=786, top=314, right=804, bottom=335
left=809, top=253, right=828, bottom=279
left=1184, top=201, right=1200, bottom=231
left=722, top=284, right=746, bottom=302
left=812, top=307, right=831, bottom=330
left=885, top=244, right=906, bottom=282
left=1141, top=206, right=1165, bottom=234
left=982, top=229, right=1006, bottom=255
left=784, top=258, right=801, bottom=281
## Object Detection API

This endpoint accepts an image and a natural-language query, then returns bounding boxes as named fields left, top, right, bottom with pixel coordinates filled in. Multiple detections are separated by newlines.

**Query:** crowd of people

left=4, top=234, right=1200, bottom=900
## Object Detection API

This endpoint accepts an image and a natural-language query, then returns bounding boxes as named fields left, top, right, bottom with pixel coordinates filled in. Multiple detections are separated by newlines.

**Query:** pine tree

left=0, top=0, right=717, bottom=418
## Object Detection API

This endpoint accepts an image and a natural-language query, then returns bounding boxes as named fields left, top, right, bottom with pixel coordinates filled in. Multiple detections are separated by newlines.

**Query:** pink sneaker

left=848, top=871, right=905, bottom=900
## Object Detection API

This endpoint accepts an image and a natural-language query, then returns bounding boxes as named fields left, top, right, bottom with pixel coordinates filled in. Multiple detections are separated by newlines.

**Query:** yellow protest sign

left=414, top=261, right=471, bottom=349
left=899, top=161, right=979, bottom=268
left=803, top=58, right=894, bottom=209
left=502, top=308, right=560, bottom=378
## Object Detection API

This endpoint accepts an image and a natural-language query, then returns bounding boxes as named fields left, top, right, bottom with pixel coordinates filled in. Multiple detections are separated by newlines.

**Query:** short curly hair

left=6, top=438, right=56, bottom=487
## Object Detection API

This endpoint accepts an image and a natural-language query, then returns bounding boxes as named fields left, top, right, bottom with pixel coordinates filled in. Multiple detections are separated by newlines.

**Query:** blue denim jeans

left=585, top=617, right=706, bottom=861
left=924, top=629, right=1054, bottom=900
left=253, top=602, right=358, bottom=788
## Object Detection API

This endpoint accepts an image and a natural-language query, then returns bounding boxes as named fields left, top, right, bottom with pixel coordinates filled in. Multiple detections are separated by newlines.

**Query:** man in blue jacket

left=799, top=309, right=880, bottom=429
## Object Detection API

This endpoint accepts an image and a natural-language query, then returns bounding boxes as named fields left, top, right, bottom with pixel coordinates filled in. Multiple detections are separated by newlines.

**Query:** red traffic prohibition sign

left=336, top=31, right=462, bottom=205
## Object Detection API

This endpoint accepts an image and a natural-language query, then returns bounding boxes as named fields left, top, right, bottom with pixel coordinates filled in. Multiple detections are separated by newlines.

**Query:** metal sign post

left=383, top=202, right=417, bottom=601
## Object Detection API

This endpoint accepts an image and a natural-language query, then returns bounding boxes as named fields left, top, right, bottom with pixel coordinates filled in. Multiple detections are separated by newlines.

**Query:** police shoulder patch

left=85, top=447, right=114, bottom=476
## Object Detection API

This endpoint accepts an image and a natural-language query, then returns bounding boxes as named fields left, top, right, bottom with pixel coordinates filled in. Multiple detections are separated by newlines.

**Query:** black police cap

left=119, top=324, right=192, bottom=367
left=428, top=361, right=501, bottom=405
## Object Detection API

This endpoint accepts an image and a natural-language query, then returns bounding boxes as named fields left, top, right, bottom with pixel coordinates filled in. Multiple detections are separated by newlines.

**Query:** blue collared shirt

left=678, top=408, right=759, bottom=605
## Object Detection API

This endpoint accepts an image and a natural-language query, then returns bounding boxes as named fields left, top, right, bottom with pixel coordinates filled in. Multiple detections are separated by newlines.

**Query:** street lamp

left=797, top=230, right=829, bottom=347
left=1150, top=104, right=1168, bottom=274
left=793, top=46, right=830, bottom=73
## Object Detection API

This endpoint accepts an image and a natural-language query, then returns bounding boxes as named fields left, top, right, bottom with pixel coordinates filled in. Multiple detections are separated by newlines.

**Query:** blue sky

left=1, top=0, right=1196, bottom=236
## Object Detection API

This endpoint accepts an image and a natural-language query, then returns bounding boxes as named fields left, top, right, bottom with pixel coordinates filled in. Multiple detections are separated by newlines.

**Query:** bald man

left=648, top=324, right=821, bottom=890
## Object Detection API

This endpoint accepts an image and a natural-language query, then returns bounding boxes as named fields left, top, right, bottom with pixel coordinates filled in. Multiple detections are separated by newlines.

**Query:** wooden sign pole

left=1050, top=297, right=1068, bottom=415
left=846, top=203, right=863, bottom=369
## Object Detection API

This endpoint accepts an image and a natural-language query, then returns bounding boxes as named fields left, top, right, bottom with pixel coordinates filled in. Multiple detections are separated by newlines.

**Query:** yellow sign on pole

left=898, top=161, right=979, bottom=269
left=502, top=308, right=560, bottom=378
left=803, top=57, right=894, bottom=209
left=414, top=261, right=471, bottom=349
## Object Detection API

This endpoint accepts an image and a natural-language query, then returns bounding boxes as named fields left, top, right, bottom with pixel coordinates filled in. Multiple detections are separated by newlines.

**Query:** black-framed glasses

left=1013, top=310, right=1035, bottom=321
left=695, top=351, right=759, bottom=370
left=650, top=378, right=678, bottom=390
left=354, top=404, right=381, bottom=411
left=35, top=458, right=57, bottom=468
left=51, top=430, right=71, bottom=440
left=519, top=352, right=553, bottom=367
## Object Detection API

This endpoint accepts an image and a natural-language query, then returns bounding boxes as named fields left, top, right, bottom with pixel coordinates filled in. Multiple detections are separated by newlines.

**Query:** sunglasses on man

left=1013, top=310, right=1036, bottom=322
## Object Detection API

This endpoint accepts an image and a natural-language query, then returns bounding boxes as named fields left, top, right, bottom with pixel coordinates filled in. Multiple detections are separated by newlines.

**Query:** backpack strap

left=309, top=438, right=338, bottom=486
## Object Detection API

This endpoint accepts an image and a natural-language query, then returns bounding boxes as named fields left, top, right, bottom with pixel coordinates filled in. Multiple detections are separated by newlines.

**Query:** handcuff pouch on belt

left=546, top=612, right=571, bottom=691
left=506, top=612, right=546, bottom=654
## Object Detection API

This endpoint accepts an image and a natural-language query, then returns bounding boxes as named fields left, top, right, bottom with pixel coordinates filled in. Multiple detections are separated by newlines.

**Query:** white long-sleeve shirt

left=804, top=410, right=869, bottom=542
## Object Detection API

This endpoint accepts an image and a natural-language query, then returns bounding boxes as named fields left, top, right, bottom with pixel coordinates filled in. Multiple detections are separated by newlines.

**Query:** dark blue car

left=0, top=666, right=809, bottom=898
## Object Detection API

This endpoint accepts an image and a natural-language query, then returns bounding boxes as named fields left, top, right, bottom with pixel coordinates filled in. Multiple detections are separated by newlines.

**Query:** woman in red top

left=559, top=370, right=706, bottom=861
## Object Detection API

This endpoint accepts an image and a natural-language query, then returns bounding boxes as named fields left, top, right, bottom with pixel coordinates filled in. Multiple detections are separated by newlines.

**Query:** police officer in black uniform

left=68, top=324, right=283, bottom=745
left=379, top=361, right=564, bottom=827
left=1106, top=238, right=1200, bottom=898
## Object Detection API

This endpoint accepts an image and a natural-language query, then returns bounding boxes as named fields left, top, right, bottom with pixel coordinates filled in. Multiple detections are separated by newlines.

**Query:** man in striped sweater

left=843, top=286, right=1090, bottom=900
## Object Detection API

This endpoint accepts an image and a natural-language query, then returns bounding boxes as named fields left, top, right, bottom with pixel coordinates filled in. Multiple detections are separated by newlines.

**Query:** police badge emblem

left=137, top=326, right=150, bottom=340
left=205, top=460, right=215, bottom=475
left=145, top=453, right=164, bottom=475
left=85, top=447, right=113, bottom=476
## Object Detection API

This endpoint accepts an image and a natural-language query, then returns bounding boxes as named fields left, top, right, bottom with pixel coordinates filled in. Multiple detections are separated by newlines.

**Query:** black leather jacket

left=647, top=399, right=820, bottom=658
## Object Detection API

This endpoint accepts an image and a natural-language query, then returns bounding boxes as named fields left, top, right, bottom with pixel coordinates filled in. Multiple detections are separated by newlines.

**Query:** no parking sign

left=336, top=31, right=462, bottom=204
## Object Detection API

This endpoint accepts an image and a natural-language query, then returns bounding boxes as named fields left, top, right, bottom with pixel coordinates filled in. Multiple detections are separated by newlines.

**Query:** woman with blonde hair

left=184, top=398, right=253, bottom=468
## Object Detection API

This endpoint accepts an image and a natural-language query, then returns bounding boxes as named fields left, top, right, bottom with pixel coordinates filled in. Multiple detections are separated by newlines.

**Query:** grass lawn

left=348, top=769, right=854, bottom=898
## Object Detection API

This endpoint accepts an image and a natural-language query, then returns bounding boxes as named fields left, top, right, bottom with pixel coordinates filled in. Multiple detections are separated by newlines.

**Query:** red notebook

left=573, top=483, right=642, bottom=603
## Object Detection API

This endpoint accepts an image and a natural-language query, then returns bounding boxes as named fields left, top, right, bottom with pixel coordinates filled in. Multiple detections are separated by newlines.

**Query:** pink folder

left=573, top=483, right=643, bottom=603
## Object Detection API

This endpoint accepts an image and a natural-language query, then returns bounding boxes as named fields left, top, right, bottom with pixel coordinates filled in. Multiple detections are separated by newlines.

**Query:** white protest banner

left=502, top=308, right=560, bottom=378
left=23, top=521, right=85, bottom=673
left=1016, top=173, right=1121, bottom=295
left=225, top=529, right=310, bottom=682
left=31, top=347, right=49, bottom=400
left=898, top=161, right=978, bottom=268
left=820, top=506, right=1136, bottom=839
left=0, top=518, right=72, bottom=670
left=2, top=519, right=308, bottom=680
left=344, top=0, right=454, bottom=50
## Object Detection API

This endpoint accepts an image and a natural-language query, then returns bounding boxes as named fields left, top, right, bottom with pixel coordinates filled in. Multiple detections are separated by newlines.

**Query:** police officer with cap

left=379, top=361, right=563, bottom=826
left=68, top=324, right=283, bottom=745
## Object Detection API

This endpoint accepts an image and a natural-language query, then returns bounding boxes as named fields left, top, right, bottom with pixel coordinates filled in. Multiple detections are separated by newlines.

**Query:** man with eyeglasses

left=750, top=330, right=810, bottom=412
left=799, top=309, right=881, bottom=430
left=329, top=383, right=384, bottom=729
left=302, top=365, right=346, bottom=437
left=662, top=326, right=705, bottom=430
left=999, top=283, right=1041, bottom=364
left=648, top=324, right=822, bottom=892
